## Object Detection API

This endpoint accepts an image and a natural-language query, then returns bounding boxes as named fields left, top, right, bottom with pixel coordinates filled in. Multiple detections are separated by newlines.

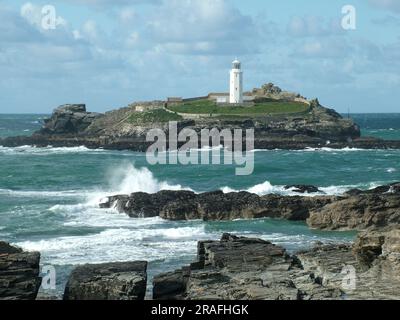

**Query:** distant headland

left=1, top=73, right=400, bottom=151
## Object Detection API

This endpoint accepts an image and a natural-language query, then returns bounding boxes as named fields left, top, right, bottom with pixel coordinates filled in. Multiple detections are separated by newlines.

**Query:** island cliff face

left=5, top=87, right=398, bottom=150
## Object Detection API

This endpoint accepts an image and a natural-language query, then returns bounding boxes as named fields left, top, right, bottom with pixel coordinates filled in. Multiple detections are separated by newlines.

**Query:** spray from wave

left=221, top=180, right=390, bottom=196
left=106, top=162, right=187, bottom=195
left=52, top=162, right=192, bottom=212
left=0, top=145, right=104, bottom=155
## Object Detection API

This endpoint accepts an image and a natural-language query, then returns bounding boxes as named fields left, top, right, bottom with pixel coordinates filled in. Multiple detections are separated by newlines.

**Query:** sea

left=0, top=113, right=399, bottom=298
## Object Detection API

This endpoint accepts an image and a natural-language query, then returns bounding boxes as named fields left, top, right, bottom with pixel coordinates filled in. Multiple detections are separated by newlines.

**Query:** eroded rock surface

left=101, top=190, right=337, bottom=222
left=153, top=233, right=400, bottom=300
left=39, top=104, right=103, bottom=135
left=153, top=234, right=343, bottom=300
left=0, top=242, right=41, bottom=300
left=63, top=261, right=147, bottom=300
left=307, top=183, right=400, bottom=231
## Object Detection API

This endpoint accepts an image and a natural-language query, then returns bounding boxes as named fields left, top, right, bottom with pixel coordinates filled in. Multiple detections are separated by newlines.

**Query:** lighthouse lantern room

left=229, top=59, right=243, bottom=104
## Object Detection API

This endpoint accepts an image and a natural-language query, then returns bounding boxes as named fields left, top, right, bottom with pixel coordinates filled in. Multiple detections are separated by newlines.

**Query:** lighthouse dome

left=232, top=59, right=241, bottom=69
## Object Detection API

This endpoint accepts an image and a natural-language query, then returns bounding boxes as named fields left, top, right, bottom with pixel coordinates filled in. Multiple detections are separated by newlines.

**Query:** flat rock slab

left=64, top=261, right=147, bottom=300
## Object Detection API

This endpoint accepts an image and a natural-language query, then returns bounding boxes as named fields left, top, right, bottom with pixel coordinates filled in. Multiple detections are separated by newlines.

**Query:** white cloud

left=287, top=15, right=343, bottom=37
left=82, top=20, right=99, bottom=41
left=62, top=0, right=158, bottom=6
left=143, top=0, right=260, bottom=55
left=1, top=0, right=399, bottom=113
left=119, top=7, right=137, bottom=25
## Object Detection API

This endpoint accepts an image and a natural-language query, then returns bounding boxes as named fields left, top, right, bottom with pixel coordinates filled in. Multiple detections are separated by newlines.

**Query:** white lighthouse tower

left=229, top=59, right=243, bottom=104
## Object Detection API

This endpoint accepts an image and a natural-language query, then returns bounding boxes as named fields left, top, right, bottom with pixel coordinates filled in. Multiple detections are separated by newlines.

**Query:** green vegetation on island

left=166, top=99, right=310, bottom=116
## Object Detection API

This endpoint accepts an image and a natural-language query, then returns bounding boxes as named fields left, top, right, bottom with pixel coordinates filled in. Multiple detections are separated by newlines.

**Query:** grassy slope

left=167, top=99, right=309, bottom=116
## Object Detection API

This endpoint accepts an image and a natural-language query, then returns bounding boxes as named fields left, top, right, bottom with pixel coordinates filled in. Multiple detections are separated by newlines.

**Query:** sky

left=0, top=0, right=399, bottom=113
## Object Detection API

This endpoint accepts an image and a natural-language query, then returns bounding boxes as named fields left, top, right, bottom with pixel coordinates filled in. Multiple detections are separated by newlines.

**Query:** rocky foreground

left=0, top=242, right=41, bottom=300
left=1, top=95, right=400, bottom=151
left=3, top=228, right=399, bottom=300
left=153, top=231, right=400, bottom=300
left=1, top=182, right=399, bottom=300
left=100, top=182, right=400, bottom=231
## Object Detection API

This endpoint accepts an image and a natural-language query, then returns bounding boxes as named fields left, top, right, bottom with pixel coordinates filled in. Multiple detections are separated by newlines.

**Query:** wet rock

left=345, top=182, right=400, bottom=196
left=258, top=194, right=335, bottom=221
left=63, top=261, right=147, bottom=300
left=284, top=185, right=321, bottom=194
left=0, top=242, right=41, bottom=300
left=102, top=190, right=337, bottom=222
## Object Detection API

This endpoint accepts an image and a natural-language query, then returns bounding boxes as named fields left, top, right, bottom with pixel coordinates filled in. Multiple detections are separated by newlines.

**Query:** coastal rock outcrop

left=153, top=234, right=306, bottom=300
left=100, top=190, right=337, bottom=221
left=153, top=233, right=400, bottom=300
left=39, top=104, right=103, bottom=135
left=101, top=182, right=400, bottom=231
left=152, top=234, right=347, bottom=300
left=63, top=261, right=147, bottom=300
left=10, top=95, right=400, bottom=151
left=307, top=183, right=400, bottom=231
left=0, top=242, right=41, bottom=300
left=353, top=227, right=400, bottom=273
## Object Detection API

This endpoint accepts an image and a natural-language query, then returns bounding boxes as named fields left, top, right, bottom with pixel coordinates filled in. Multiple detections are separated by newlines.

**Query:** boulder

left=284, top=185, right=321, bottom=194
left=40, top=104, right=103, bottom=135
left=63, top=261, right=147, bottom=300
left=0, top=242, right=41, bottom=300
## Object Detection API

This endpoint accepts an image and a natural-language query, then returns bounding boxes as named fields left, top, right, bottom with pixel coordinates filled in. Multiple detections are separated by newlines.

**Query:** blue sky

left=0, top=0, right=399, bottom=113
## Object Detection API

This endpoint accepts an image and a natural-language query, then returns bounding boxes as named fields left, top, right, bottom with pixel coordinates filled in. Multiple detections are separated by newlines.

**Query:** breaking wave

left=0, top=145, right=105, bottom=155
left=221, top=180, right=389, bottom=196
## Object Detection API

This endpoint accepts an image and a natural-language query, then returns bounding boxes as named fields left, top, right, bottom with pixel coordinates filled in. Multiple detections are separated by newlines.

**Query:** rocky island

left=2, top=83, right=399, bottom=150
left=1, top=83, right=400, bottom=301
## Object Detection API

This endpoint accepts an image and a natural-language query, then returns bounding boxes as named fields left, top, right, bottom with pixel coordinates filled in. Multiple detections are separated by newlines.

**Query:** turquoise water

left=1, top=114, right=399, bottom=297
left=348, top=113, right=400, bottom=140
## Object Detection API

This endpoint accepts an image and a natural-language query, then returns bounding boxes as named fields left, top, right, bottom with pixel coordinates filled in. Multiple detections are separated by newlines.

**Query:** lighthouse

left=229, top=59, right=243, bottom=104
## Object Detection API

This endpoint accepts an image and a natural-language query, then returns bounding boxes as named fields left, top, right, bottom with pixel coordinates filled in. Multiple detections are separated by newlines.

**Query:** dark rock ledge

left=100, top=189, right=337, bottom=222
left=100, top=182, right=400, bottom=231
left=0, top=242, right=41, bottom=300
left=3, top=226, right=400, bottom=300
